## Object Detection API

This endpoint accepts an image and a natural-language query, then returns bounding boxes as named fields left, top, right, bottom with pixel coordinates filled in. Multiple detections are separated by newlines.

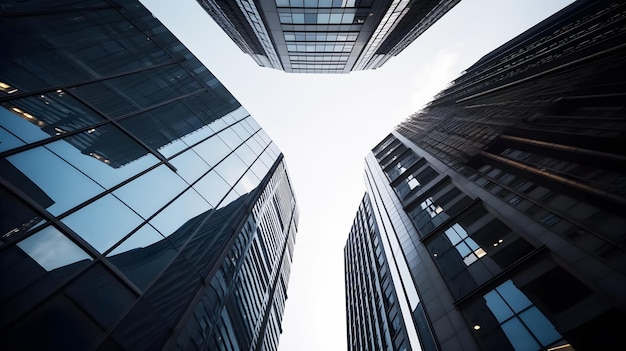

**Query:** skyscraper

left=345, top=0, right=626, bottom=350
left=198, top=0, right=460, bottom=73
left=0, top=1, right=298, bottom=350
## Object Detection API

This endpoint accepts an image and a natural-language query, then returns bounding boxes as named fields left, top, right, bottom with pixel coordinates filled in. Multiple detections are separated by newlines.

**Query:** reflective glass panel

left=45, top=124, right=159, bottom=189
left=0, top=125, right=26, bottom=152
left=118, top=101, right=206, bottom=155
left=497, top=280, right=532, bottom=312
left=217, top=128, right=243, bottom=150
left=72, top=65, right=201, bottom=118
left=501, top=318, right=540, bottom=351
left=113, top=165, right=187, bottom=219
left=235, top=143, right=258, bottom=166
left=108, top=223, right=166, bottom=256
left=170, top=150, right=209, bottom=184
left=519, top=308, right=561, bottom=346
left=193, top=171, right=231, bottom=208
left=108, top=224, right=177, bottom=291
left=214, top=154, right=247, bottom=186
left=16, top=225, right=92, bottom=271
left=65, top=263, right=136, bottom=329
left=250, top=158, right=270, bottom=181
left=4, top=91, right=104, bottom=141
left=484, top=290, right=514, bottom=323
left=176, top=124, right=216, bottom=148
left=1, top=103, right=52, bottom=144
left=245, top=136, right=264, bottom=155
left=0, top=185, right=46, bottom=242
left=62, top=194, right=143, bottom=253
left=4, top=147, right=104, bottom=215
left=234, top=168, right=261, bottom=195
left=229, top=122, right=251, bottom=141
left=149, top=189, right=210, bottom=239
left=192, top=135, right=232, bottom=167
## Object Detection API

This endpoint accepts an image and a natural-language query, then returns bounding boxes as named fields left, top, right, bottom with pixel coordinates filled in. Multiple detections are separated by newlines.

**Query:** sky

left=141, top=1, right=573, bottom=349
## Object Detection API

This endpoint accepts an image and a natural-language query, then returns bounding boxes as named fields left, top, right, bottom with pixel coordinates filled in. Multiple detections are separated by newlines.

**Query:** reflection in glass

left=0, top=125, right=25, bottom=152
left=501, top=318, right=539, bottom=351
left=62, top=194, right=143, bottom=253
left=108, top=224, right=166, bottom=256
left=5, top=146, right=104, bottom=215
left=76, top=65, right=201, bottom=119
left=483, top=280, right=563, bottom=350
left=217, top=127, right=243, bottom=150
left=46, top=124, right=159, bottom=188
left=118, top=101, right=205, bottom=153
left=0, top=91, right=104, bottom=144
left=193, top=171, right=231, bottom=207
left=113, top=165, right=187, bottom=218
left=235, top=143, right=258, bottom=166
left=496, top=280, right=532, bottom=313
left=214, top=154, right=247, bottom=186
left=484, top=290, right=514, bottom=322
left=519, top=308, right=561, bottom=345
left=170, top=150, right=210, bottom=184
left=17, top=226, right=92, bottom=271
left=65, top=263, right=136, bottom=329
left=193, top=135, right=232, bottom=167
left=0, top=179, right=48, bottom=242
left=249, top=158, right=271, bottom=181
left=150, top=189, right=210, bottom=238
left=107, top=224, right=178, bottom=291
left=234, top=169, right=261, bottom=196
left=175, top=124, right=216, bottom=150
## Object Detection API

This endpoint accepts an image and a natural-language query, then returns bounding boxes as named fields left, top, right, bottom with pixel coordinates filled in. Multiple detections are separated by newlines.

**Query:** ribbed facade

left=0, top=1, right=298, bottom=350
left=346, top=1, right=626, bottom=350
left=345, top=195, right=410, bottom=351
left=198, top=0, right=459, bottom=73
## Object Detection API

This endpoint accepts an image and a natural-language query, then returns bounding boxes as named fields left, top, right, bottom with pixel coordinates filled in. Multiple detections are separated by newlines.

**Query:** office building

left=345, top=0, right=626, bottom=350
left=198, top=0, right=460, bottom=73
left=0, top=1, right=299, bottom=350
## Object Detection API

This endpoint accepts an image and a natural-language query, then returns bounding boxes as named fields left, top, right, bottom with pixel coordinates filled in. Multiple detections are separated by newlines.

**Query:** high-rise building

left=345, top=0, right=626, bottom=350
left=198, top=0, right=460, bottom=73
left=0, top=1, right=298, bottom=350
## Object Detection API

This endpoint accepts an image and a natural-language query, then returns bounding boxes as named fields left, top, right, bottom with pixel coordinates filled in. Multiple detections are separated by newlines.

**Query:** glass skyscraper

left=197, top=0, right=460, bottom=73
left=345, top=1, right=626, bottom=350
left=0, top=1, right=298, bottom=350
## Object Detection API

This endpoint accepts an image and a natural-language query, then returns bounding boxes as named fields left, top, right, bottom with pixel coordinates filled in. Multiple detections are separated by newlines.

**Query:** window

left=483, top=280, right=562, bottom=350
left=427, top=205, right=534, bottom=298
left=444, top=223, right=487, bottom=266
left=408, top=181, right=471, bottom=237
left=394, top=165, right=438, bottom=198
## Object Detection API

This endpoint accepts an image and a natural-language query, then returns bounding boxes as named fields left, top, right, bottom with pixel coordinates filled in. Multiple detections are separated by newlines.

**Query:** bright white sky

left=141, top=1, right=573, bottom=349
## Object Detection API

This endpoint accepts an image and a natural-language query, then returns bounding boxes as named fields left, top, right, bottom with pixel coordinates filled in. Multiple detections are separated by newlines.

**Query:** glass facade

left=198, top=0, right=460, bottom=73
left=348, top=2, right=626, bottom=350
left=0, top=1, right=298, bottom=350
left=345, top=195, right=411, bottom=351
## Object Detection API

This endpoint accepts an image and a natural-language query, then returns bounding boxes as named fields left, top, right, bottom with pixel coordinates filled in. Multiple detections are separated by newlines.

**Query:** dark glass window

left=72, top=65, right=200, bottom=119
left=4, top=145, right=104, bottom=215
left=107, top=224, right=178, bottom=291
left=0, top=185, right=47, bottom=242
left=0, top=226, right=92, bottom=327
left=0, top=293, right=104, bottom=350
left=483, top=280, right=562, bottom=350
left=0, top=91, right=104, bottom=146
left=394, top=164, right=438, bottom=199
left=427, top=205, right=534, bottom=298
left=44, top=123, right=159, bottom=188
left=62, top=194, right=144, bottom=253
left=408, top=181, right=472, bottom=237
left=65, top=263, right=136, bottom=329
left=112, top=164, right=187, bottom=219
